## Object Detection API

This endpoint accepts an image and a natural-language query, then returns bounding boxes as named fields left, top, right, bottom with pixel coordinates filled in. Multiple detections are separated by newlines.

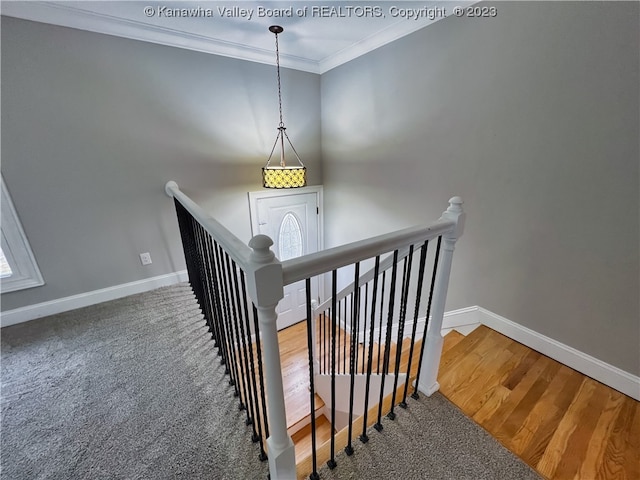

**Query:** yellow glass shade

left=262, top=166, right=307, bottom=189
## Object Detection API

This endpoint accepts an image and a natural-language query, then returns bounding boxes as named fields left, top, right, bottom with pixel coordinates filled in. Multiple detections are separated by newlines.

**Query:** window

left=1, top=176, right=44, bottom=293
left=278, top=212, right=303, bottom=261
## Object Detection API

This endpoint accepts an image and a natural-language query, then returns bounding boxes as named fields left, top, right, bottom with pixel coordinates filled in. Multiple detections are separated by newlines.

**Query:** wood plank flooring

left=279, top=319, right=421, bottom=433
left=439, top=326, right=640, bottom=480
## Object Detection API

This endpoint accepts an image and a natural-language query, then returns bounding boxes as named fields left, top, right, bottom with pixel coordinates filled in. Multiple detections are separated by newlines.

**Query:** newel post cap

left=247, top=234, right=283, bottom=307
left=447, top=196, right=463, bottom=212
left=165, top=181, right=179, bottom=197
left=442, top=196, right=465, bottom=239
left=249, top=234, right=276, bottom=263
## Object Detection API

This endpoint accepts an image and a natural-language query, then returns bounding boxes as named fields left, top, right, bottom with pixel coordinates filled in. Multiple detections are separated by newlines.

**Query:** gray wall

left=2, top=3, right=639, bottom=376
left=321, top=2, right=639, bottom=375
left=1, top=16, right=321, bottom=311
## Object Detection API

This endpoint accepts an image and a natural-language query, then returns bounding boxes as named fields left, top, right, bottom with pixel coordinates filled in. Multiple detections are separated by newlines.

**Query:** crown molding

left=319, top=14, right=444, bottom=73
left=2, top=1, right=322, bottom=73
left=2, top=1, right=474, bottom=74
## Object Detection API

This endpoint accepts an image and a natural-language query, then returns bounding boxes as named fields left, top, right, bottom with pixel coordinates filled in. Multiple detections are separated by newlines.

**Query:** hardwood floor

left=277, top=321, right=325, bottom=430
left=439, top=326, right=640, bottom=480
left=272, top=321, right=639, bottom=479
left=278, top=319, right=421, bottom=433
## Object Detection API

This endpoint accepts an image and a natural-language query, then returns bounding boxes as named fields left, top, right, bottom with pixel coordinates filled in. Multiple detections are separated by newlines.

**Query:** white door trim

left=248, top=186, right=325, bottom=329
left=248, top=185, right=324, bottom=253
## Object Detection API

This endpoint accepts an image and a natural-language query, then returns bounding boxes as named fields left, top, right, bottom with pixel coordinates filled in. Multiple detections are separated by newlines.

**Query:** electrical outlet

left=139, top=252, right=152, bottom=266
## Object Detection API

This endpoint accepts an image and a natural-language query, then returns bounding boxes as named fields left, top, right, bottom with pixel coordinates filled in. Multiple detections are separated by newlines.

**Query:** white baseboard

left=0, top=270, right=189, bottom=327
left=441, top=306, right=482, bottom=336
left=344, top=306, right=482, bottom=345
left=462, top=306, right=640, bottom=401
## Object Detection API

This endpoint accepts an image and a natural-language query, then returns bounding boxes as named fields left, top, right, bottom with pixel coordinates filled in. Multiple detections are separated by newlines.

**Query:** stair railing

left=293, top=199, right=464, bottom=479
left=165, top=181, right=295, bottom=478
left=165, top=181, right=464, bottom=480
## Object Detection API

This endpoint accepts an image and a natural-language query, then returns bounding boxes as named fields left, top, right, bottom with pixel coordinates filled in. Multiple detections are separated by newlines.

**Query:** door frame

left=248, top=185, right=325, bottom=312
left=248, top=185, right=324, bottom=250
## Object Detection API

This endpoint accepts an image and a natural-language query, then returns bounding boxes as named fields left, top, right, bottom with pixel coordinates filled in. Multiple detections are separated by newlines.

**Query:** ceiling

left=2, top=1, right=475, bottom=73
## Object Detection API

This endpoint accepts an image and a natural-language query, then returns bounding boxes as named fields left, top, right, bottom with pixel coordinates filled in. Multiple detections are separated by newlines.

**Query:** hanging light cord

left=275, top=31, right=285, bottom=129
left=265, top=27, right=304, bottom=169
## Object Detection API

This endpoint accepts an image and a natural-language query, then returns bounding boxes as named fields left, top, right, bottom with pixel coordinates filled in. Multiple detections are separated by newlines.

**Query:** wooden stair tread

left=287, top=393, right=325, bottom=433
left=292, top=415, right=333, bottom=464
left=295, top=374, right=419, bottom=479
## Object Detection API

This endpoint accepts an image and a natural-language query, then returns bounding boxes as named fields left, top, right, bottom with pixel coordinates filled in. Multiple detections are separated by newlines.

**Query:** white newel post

left=245, top=235, right=296, bottom=480
left=417, top=197, right=466, bottom=397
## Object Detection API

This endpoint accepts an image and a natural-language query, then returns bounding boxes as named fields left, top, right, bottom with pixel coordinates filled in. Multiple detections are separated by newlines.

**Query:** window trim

left=1, top=176, right=44, bottom=293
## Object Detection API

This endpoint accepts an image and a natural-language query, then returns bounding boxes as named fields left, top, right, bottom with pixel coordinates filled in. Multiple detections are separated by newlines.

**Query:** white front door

left=249, top=187, right=323, bottom=330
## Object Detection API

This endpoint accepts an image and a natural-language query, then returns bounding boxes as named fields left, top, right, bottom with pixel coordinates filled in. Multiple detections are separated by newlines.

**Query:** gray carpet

left=1, top=283, right=541, bottom=480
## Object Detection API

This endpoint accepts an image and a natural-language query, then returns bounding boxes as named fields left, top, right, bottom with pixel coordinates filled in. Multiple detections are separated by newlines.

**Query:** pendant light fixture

left=262, top=25, right=307, bottom=189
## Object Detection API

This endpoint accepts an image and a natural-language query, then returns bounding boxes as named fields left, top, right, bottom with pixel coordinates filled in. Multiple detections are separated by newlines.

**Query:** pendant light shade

left=262, top=25, right=307, bottom=189
left=262, top=165, right=306, bottom=188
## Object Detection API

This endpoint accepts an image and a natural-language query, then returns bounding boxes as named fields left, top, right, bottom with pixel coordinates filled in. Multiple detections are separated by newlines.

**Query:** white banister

left=281, top=221, right=455, bottom=286
left=245, top=235, right=295, bottom=480
left=313, top=246, right=411, bottom=315
left=417, top=197, right=466, bottom=396
left=165, top=181, right=252, bottom=267
left=167, top=181, right=465, bottom=477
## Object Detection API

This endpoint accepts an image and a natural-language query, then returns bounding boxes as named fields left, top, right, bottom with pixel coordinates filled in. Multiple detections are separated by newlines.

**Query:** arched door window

left=278, top=212, right=303, bottom=261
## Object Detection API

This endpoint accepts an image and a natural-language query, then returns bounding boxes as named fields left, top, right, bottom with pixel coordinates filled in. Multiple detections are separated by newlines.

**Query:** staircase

left=273, top=318, right=424, bottom=477
left=166, top=181, right=465, bottom=479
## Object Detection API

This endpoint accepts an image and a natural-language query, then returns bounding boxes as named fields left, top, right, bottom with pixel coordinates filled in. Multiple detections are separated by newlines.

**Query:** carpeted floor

left=1, top=283, right=540, bottom=480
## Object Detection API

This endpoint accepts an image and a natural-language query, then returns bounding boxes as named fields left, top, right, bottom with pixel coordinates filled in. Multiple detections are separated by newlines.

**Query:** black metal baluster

left=213, top=243, right=232, bottom=370
left=345, top=262, right=360, bottom=455
left=240, top=273, right=265, bottom=458
left=388, top=246, right=414, bottom=419
left=376, top=271, right=386, bottom=374
left=204, top=234, right=222, bottom=349
left=201, top=233, right=218, bottom=343
left=327, top=269, right=338, bottom=470
left=252, top=305, right=270, bottom=445
left=318, top=311, right=323, bottom=375
left=220, top=250, right=240, bottom=396
left=174, top=201, right=197, bottom=294
left=191, top=225, right=209, bottom=329
left=212, top=242, right=229, bottom=366
left=360, top=256, right=381, bottom=444
left=361, top=283, right=369, bottom=374
left=175, top=202, right=205, bottom=319
left=337, top=298, right=342, bottom=375
left=196, top=225, right=216, bottom=337
left=349, top=286, right=362, bottom=373
left=342, top=297, right=348, bottom=374
left=374, top=250, right=399, bottom=432
left=400, top=241, right=429, bottom=407
left=412, top=236, right=442, bottom=399
left=192, top=222, right=208, bottom=324
left=322, top=312, right=327, bottom=375
left=172, top=201, right=272, bottom=463
left=305, top=278, right=320, bottom=480
left=230, top=259, right=251, bottom=419
left=206, top=236, right=224, bottom=353
left=326, top=309, right=330, bottom=375
left=325, top=309, right=329, bottom=376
